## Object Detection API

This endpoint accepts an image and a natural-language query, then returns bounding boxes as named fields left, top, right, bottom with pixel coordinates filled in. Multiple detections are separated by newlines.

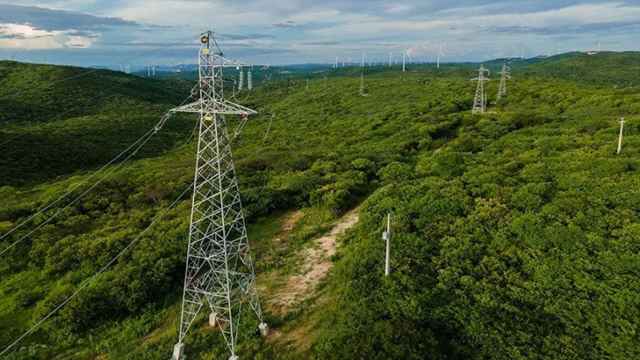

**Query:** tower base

left=172, top=343, right=184, bottom=360
left=259, top=322, right=269, bottom=337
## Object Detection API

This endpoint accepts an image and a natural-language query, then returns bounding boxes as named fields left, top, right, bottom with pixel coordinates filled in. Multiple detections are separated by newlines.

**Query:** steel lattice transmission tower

left=471, top=65, right=490, bottom=114
left=171, top=31, right=267, bottom=360
left=496, top=63, right=511, bottom=102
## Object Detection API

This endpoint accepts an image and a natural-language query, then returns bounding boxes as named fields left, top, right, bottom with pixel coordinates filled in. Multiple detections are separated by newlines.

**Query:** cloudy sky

left=1, top=1, right=640, bottom=68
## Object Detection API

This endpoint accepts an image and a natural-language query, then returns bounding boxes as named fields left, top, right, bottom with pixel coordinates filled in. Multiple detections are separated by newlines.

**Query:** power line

left=0, top=73, right=194, bottom=150
left=0, top=90, right=198, bottom=254
left=0, top=182, right=194, bottom=358
left=0, top=128, right=156, bottom=257
left=263, top=113, right=275, bottom=143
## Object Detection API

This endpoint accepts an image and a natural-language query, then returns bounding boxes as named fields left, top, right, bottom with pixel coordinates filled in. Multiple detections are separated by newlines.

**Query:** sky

left=1, top=1, right=640, bottom=68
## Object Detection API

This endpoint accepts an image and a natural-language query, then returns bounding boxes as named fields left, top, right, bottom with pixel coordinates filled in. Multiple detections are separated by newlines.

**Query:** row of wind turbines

left=333, top=43, right=447, bottom=70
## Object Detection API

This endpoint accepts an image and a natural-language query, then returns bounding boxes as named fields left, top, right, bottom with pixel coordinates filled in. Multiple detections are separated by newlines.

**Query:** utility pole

left=471, top=65, right=490, bottom=114
left=170, top=31, right=267, bottom=360
left=389, top=52, right=393, bottom=67
left=496, top=63, right=511, bottom=102
left=618, top=117, right=626, bottom=155
left=382, top=213, right=391, bottom=276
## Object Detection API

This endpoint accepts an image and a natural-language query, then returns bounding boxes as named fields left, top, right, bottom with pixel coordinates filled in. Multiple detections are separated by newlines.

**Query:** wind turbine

left=402, top=51, right=406, bottom=72
left=436, top=43, right=446, bottom=69
left=403, top=49, right=414, bottom=72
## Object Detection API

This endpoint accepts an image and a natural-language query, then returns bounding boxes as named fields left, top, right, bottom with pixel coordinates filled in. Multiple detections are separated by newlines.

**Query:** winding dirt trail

left=269, top=209, right=360, bottom=315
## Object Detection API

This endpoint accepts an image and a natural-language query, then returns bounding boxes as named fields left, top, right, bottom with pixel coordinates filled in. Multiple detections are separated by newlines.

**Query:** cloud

left=0, top=4, right=140, bottom=31
left=6, top=1, right=640, bottom=65
left=302, top=41, right=341, bottom=46
left=0, top=23, right=99, bottom=49
left=384, top=4, right=413, bottom=14
left=219, top=33, right=275, bottom=40
left=0, top=4, right=142, bottom=49
left=273, top=21, right=300, bottom=29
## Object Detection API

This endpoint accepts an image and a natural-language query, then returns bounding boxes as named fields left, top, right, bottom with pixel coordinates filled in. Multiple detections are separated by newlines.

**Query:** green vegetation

left=1, top=53, right=639, bottom=359
left=0, top=61, right=193, bottom=185
left=515, top=51, right=640, bottom=87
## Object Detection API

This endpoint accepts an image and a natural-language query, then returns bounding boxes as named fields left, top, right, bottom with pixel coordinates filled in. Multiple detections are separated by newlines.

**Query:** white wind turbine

left=436, top=43, right=446, bottom=69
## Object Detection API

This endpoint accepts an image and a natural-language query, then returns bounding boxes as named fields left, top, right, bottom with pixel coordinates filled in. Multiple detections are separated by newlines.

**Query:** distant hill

left=484, top=52, right=640, bottom=87
left=0, top=61, right=195, bottom=185
left=0, top=61, right=192, bottom=125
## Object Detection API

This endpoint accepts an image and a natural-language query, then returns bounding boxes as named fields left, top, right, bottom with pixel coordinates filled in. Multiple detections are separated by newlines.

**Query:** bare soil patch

left=268, top=209, right=359, bottom=315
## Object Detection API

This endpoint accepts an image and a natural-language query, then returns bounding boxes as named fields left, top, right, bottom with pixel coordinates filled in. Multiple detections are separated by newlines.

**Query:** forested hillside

left=517, top=52, right=640, bottom=87
left=0, top=61, right=193, bottom=185
left=0, top=54, right=639, bottom=359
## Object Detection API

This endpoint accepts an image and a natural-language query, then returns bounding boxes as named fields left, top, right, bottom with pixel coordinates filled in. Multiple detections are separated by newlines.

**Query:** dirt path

left=269, top=209, right=360, bottom=315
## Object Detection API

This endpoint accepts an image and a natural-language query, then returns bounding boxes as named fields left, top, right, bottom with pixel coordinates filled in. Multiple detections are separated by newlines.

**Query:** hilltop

left=0, top=61, right=192, bottom=125
left=1, top=59, right=639, bottom=359
left=0, top=61, right=194, bottom=185
left=483, top=51, right=640, bottom=87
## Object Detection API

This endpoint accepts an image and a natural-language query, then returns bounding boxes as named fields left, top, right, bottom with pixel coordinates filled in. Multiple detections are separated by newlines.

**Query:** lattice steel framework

left=471, top=65, right=490, bottom=114
left=497, top=63, right=511, bottom=102
left=171, top=31, right=266, bottom=360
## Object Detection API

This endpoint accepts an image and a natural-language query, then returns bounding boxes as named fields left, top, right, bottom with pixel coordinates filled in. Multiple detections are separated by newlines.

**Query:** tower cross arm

left=169, top=99, right=258, bottom=116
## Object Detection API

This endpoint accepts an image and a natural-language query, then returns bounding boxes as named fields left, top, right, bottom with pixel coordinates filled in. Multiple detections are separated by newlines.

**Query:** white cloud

left=384, top=4, right=413, bottom=14
left=5, top=1, right=640, bottom=65
left=109, top=0, right=270, bottom=28
left=0, top=23, right=97, bottom=49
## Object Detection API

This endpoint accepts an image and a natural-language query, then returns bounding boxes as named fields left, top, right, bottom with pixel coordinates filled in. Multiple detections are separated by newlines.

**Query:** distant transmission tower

left=496, top=63, right=511, bottom=101
left=471, top=65, right=490, bottom=114
left=238, top=69, right=245, bottom=91
left=171, top=31, right=267, bottom=360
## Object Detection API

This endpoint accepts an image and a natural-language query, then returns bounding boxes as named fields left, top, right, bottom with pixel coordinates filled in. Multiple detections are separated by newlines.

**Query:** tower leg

left=209, top=312, right=218, bottom=327
left=172, top=343, right=184, bottom=360
left=259, top=322, right=269, bottom=337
